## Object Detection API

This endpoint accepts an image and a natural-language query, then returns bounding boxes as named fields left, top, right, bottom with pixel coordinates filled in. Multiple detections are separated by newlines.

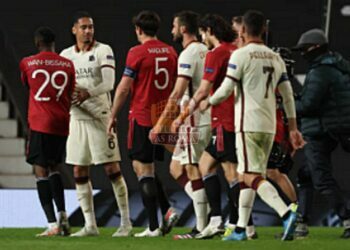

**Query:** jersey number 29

left=32, top=69, right=68, bottom=102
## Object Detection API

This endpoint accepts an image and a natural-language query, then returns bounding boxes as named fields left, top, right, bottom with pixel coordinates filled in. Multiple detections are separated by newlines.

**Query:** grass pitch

left=1, top=227, right=350, bottom=250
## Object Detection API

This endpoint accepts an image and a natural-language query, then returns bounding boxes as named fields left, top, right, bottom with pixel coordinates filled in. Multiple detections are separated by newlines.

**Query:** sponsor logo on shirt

left=205, top=67, right=214, bottom=73
left=89, top=55, right=95, bottom=61
left=76, top=67, right=95, bottom=79
left=180, top=63, right=191, bottom=69
left=228, top=63, right=237, bottom=69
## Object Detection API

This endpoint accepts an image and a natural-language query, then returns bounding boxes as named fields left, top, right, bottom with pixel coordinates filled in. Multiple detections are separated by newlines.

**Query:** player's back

left=20, top=52, right=75, bottom=136
left=204, top=42, right=237, bottom=131
left=229, top=43, right=286, bottom=134
left=178, top=42, right=210, bottom=127
left=126, top=39, right=177, bottom=127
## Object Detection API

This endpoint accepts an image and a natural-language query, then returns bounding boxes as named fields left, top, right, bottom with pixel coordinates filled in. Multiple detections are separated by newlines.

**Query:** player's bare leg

left=133, top=160, right=161, bottom=237
left=267, top=169, right=297, bottom=205
left=71, top=166, right=99, bottom=237
left=34, top=165, right=59, bottom=237
left=104, top=162, right=132, bottom=237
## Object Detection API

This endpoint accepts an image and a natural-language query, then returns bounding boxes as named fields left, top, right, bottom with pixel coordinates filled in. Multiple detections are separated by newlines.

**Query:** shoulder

left=60, top=45, right=74, bottom=57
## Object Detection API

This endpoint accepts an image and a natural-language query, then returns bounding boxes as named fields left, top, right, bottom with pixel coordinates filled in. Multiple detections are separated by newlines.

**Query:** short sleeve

left=97, top=44, right=115, bottom=69
left=123, top=48, right=141, bottom=79
left=177, top=50, right=195, bottom=79
left=202, top=51, right=220, bottom=82
left=226, top=50, right=245, bottom=81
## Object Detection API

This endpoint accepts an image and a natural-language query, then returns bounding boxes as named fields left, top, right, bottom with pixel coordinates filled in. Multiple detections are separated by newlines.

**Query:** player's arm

left=175, top=78, right=212, bottom=125
left=87, top=66, right=115, bottom=96
left=208, top=76, right=236, bottom=106
left=107, top=76, right=133, bottom=135
left=154, top=76, right=189, bottom=129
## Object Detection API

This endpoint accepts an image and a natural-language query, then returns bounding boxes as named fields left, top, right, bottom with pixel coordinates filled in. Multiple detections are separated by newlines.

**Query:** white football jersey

left=60, top=41, right=115, bottom=119
left=177, top=42, right=210, bottom=127
left=226, top=42, right=288, bottom=133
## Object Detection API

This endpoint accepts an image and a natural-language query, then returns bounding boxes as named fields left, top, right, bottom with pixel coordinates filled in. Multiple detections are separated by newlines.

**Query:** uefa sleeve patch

left=123, top=66, right=136, bottom=78
left=228, top=63, right=237, bottom=70
left=179, top=63, right=191, bottom=69
left=278, top=72, right=289, bottom=84
left=106, top=55, right=114, bottom=60
left=205, top=67, right=214, bottom=73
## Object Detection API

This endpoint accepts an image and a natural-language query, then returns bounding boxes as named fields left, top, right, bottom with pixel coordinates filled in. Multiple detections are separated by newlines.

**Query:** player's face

left=200, top=29, right=213, bottom=49
left=232, top=22, right=242, bottom=36
left=72, top=17, right=94, bottom=44
left=172, top=17, right=183, bottom=43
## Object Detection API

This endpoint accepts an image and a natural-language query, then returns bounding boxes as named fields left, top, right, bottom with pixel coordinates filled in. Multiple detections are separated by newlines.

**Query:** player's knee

left=34, top=165, right=49, bottom=178
left=104, top=162, right=120, bottom=175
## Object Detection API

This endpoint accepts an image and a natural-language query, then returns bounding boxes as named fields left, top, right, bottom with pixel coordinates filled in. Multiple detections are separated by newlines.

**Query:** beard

left=173, top=34, right=183, bottom=44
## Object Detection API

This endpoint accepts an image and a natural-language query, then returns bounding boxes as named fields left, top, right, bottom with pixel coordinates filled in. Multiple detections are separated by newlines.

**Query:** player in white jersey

left=60, top=11, right=131, bottom=237
left=150, top=11, right=211, bottom=239
left=205, top=10, right=305, bottom=241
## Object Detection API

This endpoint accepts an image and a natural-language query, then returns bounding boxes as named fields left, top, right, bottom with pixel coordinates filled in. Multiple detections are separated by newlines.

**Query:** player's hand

left=72, top=87, right=90, bottom=105
left=171, top=117, right=183, bottom=134
left=107, top=116, right=117, bottom=136
left=199, top=99, right=211, bottom=112
left=289, top=129, right=306, bottom=150
left=149, top=125, right=162, bottom=144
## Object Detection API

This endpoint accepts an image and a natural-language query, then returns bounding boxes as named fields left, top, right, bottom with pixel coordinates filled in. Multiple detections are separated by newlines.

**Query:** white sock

left=111, top=176, right=131, bottom=226
left=257, top=180, right=289, bottom=217
left=237, top=188, right=256, bottom=228
left=184, top=181, right=194, bottom=199
left=246, top=225, right=256, bottom=237
left=48, top=222, right=57, bottom=229
left=192, top=188, right=208, bottom=231
left=209, top=215, right=222, bottom=227
left=76, top=181, right=97, bottom=228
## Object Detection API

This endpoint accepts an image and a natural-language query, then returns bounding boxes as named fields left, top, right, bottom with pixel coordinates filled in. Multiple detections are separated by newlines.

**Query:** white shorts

left=236, top=132, right=274, bottom=175
left=172, top=125, right=211, bottom=165
left=66, top=118, right=121, bottom=166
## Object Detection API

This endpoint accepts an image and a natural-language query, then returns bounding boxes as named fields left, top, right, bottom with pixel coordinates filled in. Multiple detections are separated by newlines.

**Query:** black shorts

left=26, top=130, right=67, bottom=167
left=205, top=126, right=237, bottom=163
left=267, top=141, right=293, bottom=174
left=127, top=119, right=164, bottom=163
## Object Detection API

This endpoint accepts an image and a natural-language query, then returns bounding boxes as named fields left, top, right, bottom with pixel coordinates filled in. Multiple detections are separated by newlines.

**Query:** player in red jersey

left=19, top=27, right=75, bottom=237
left=107, top=11, right=177, bottom=237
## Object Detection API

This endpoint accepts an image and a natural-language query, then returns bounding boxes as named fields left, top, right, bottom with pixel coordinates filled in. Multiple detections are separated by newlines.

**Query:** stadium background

left=0, top=0, right=350, bottom=228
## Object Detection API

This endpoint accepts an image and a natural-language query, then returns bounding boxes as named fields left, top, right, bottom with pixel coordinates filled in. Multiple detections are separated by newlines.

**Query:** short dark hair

left=199, top=14, right=235, bottom=43
left=72, top=10, right=92, bottom=25
left=232, top=16, right=242, bottom=25
left=34, top=26, right=55, bottom=46
left=243, top=10, right=266, bottom=37
left=133, top=10, right=161, bottom=37
left=174, top=11, right=200, bottom=35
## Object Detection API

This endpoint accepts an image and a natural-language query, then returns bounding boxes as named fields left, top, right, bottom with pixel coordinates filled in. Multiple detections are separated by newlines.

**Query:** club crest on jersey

left=228, top=63, right=237, bottom=70
left=89, top=55, right=95, bottom=61
left=180, top=63, right=191, bottom=69
left=205, top=67, right=214, bottom=73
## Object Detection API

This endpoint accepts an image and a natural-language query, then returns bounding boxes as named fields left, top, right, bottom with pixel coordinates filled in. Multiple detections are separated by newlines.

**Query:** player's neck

left=212, top=39, right=220, bottom=48
left=182, top=35, right=197, bottom=49
left=76, top=40, right=94, bottom=52
left=139, top=36, right=157, bottom=44
left=244, top=35, right=264, bottom=45
left=39, top=46, right=55, bottom=53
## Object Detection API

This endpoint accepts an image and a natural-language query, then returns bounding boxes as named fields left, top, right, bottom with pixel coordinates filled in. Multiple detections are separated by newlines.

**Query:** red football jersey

left=20, top=51, right=76, bottom=136
left=203, top=43, right=237, bottom=132
left=123, top=39, right=177, bottom=127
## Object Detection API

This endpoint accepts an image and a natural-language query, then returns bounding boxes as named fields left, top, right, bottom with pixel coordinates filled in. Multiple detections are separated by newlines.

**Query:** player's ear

left=180, top=25, right=186, bottom=34
left=72, top=26, right=76, bottom=35
left=207, top=27, right=212, bottom=36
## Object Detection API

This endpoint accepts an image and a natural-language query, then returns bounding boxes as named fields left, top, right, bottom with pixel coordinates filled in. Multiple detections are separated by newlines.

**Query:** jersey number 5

left=154, top=57, right=169, bottom=90
left=32, top=69, right=68, bottom=102
left=263, top=66, right=274, bottom=99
